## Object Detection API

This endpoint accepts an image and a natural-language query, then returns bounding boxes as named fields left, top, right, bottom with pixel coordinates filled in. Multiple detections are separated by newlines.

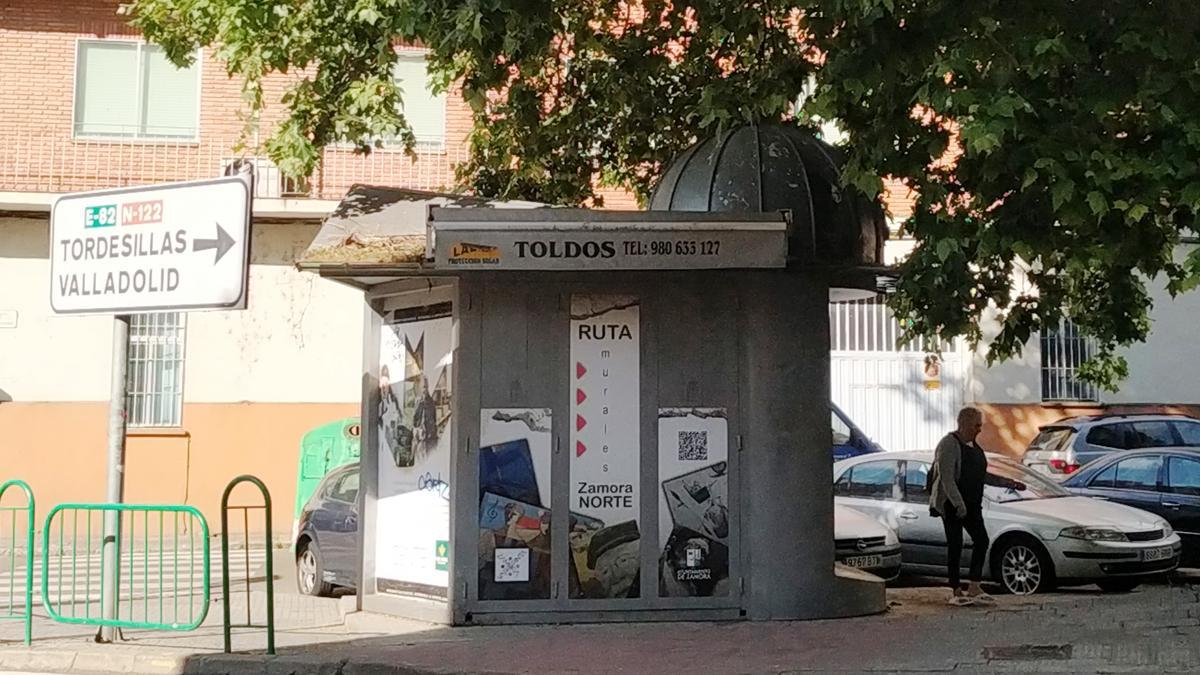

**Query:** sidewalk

left=2, top=581, right=1199, bottom=674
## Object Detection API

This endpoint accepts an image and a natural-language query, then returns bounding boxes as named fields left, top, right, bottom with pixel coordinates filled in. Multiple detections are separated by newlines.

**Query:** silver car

left=1022, top=414, right=1200, bottom=479
left=834, top=504, right=901, bottom=581
left=834, top=451, right=1181, bottom=594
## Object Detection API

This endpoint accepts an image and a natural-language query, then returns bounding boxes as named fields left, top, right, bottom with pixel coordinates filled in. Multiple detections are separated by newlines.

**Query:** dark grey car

left=294, top=463, right=360, bottom=596
left=1023, top=414, right=1200, bottom=479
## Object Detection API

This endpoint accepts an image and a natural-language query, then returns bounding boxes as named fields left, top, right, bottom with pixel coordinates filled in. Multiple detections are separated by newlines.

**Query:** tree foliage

left=131, top=0, right=1200, bottom=388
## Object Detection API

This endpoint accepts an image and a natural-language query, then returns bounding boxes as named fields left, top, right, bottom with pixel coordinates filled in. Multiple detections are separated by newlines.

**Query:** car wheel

left=296, top=539, right=333, bottom=597
left=1096, top=578, right=1140, bottom=593
left=993, top=537, right=1054, bottom=595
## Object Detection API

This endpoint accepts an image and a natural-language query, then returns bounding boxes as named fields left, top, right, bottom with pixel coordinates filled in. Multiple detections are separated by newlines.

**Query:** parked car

left=834, top=504, right=901, bottom=581
left=832, top=402, right=885, bottom=461
left=1061, top=448, right=1200, bottom=567
left=295, top=463, right=360, bottom=596
left=1022, top=414, right=1200, bottom=478
left=834, top=451, right=1181, bottom=594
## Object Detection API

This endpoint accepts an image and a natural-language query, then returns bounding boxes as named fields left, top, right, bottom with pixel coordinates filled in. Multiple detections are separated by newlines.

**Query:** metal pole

left=99, top=315, right=130, bottom=643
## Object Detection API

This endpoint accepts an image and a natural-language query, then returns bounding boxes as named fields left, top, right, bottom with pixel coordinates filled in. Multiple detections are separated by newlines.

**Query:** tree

left=132, top=0, right=1200, bottom=388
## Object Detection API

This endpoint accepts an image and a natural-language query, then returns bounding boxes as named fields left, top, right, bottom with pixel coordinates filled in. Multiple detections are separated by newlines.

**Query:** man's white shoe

left=948, top=593, right=974, bottom=607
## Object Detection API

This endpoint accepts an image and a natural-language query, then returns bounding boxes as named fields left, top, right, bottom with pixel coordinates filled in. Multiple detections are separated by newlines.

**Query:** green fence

left=0, top=480, right=35, bottom=645
left=41, top=504, right=210, bottom=631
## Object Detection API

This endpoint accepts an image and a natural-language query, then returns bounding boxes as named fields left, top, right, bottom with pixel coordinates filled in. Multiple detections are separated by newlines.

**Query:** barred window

left=1040, top=319, right=1098, bottom=403
left=126, top=312, right=187, bottom=427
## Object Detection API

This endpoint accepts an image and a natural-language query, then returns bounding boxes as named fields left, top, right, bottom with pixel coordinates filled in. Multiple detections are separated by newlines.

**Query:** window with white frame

left=1040, top=318, right=1099, bottom=403
left=392, top=54, right=446, bottom=150
left=126, top=313, right=187, bottom=427
left=74, top=40, right=200, bottom=139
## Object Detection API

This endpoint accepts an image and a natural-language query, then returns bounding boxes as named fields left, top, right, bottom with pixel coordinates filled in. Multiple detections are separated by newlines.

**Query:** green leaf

left=1021, top=168, right=1038, bottom=189
left=936, top=238, right=957, bottom=262
left=1086, top=191, right=1108, bottom=216
left=1035, top=38, right=1060, bottom=56
left=1182, top=183, right=1200, bottom=210
left=1127, top=204, right=1150, bottom=222
left=358, top=8, right=381, bottom=25
left=1051, top=179, right=1076, bottom=210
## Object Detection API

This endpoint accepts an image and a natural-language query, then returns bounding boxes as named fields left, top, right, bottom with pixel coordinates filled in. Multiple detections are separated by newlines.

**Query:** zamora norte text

left=576, top=481, right=635, bottom=509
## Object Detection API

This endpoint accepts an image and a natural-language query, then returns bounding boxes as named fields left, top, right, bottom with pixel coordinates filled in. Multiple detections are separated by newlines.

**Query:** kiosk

left=298, top=124, right=892, bottom=624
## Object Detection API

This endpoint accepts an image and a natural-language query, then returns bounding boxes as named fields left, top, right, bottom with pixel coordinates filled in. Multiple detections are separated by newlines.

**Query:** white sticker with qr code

left=678, top=430, right=709, bottom=461
left=494, top=548, right=530, bottom=582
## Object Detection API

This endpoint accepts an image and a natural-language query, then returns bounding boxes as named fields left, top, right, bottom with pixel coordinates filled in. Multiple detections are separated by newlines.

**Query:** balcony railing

left=0, top=133, right=472, bottom=201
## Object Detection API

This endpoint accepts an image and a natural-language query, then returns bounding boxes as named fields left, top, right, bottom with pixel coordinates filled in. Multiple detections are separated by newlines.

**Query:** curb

left=0, top=647, right=189, bottom=675
left=0, top=647, right=467, bottom=675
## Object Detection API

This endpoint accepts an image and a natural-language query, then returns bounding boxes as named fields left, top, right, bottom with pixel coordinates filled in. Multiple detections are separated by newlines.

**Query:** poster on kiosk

left=374, top=304, right=454, bottom=598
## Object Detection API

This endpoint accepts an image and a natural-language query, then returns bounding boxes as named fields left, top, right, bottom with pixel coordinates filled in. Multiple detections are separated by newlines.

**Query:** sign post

left=50, top=176, right=251, bottom=642
left=99, top=315, right=129, bottom=643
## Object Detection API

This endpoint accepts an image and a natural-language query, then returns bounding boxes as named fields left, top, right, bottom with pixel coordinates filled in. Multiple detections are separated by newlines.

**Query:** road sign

left=50, top=176, right=251, bottom=315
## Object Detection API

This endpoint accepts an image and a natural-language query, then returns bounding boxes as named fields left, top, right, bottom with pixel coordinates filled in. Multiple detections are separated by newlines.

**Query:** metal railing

left=40, top=504, right=210, bottom=631
left=0, top=480, right=35, bottom=645
left=830, top=298, right=953, bottom=353
left=221, top=475, right=275, bottom=655
left=0, top=132, right=471, bottom=200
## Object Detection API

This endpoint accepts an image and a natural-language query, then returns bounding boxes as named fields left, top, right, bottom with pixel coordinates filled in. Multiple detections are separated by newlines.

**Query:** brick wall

left=0, top=0, right=472, bottom=197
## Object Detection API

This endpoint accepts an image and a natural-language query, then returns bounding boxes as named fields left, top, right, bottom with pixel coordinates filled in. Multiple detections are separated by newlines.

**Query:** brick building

left=0, top=0, right=494, bottom=534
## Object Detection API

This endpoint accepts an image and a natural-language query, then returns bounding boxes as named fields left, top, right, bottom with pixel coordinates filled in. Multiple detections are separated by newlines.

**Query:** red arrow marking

left=576, top=441, right=587, bottom=457
left=576, top=362, right=587, bottom=379
left=576, top=389, right=587, bottom=405
left=576, top=414, right=587, bottom=431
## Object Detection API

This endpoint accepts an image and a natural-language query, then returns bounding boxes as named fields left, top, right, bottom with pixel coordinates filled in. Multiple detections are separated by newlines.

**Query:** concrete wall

left=437, top=272, right=880, bottom=624
left=0, top=215, right=364, bottom=532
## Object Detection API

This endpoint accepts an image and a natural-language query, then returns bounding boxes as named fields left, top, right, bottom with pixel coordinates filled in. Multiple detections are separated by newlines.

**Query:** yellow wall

left=0, top=401, right=358, bottom=536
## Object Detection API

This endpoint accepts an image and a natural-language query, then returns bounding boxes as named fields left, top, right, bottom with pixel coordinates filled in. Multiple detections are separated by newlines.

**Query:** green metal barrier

left=41, top=504, right=210, bottom=631
left=0, top=480, right=35, bottom=645
left=221, top=475, right=275, bottom=655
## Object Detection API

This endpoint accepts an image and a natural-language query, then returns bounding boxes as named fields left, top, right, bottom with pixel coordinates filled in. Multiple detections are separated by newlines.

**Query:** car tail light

left=1049, top=459, right=1081, bottom=474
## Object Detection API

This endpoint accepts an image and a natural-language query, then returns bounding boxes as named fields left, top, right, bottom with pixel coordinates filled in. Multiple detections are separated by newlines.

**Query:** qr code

left=494, top=548, right=529, bottom=583
left=678, top=430, right=708, bottom=461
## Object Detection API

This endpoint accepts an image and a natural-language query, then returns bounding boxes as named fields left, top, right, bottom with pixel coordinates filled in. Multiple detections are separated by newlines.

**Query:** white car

left=834, top=451, right=1182, bottom=594
left=834, top=503, right=901, bottom=581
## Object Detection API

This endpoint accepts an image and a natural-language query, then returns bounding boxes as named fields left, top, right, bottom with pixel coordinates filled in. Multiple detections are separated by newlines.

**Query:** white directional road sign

left=50, top=176, right=251, bottom=315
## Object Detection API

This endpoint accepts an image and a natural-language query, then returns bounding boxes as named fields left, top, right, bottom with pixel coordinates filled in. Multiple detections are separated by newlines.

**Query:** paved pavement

left=2, top=572, right=1200, bottom=674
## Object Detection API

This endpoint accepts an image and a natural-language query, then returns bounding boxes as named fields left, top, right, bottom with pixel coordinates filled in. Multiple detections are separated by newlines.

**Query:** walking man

left=931, top=406, right=996, bottom=606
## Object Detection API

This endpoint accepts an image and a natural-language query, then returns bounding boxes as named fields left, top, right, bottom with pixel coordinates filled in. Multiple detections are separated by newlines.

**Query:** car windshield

left=985, top=457, right=1071, bottom=502
left=1027, top=427, right=1073, bottom=453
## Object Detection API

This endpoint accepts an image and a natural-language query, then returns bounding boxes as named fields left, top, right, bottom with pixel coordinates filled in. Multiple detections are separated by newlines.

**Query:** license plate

left=1142, top=546, right=1175, bottom=562
left=843, top=554, right=884, bottom=569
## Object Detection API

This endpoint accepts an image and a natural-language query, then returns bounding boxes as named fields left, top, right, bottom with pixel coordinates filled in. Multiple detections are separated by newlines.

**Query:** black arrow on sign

left=193, top=222, right=235, bottom=264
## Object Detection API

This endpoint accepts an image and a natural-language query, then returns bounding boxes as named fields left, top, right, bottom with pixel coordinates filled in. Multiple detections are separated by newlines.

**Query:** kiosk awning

left=299, top=185, right=791, bottom=284
left=297, top=185, right=544, bottom=284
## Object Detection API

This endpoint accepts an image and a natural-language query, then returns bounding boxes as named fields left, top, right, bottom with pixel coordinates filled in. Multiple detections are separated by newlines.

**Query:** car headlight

left=1158, top=521, right=1174, bottom=538
left=1060, top=526, right=1128, bottom=542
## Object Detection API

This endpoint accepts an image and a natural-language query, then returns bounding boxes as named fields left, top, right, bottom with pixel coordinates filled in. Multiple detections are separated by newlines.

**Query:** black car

left=294, top=463, right=360, bottom=596
left=1062, top=448, right=1200, bottom=566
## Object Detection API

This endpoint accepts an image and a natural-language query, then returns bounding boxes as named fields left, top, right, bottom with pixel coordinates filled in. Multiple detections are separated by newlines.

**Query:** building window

left=74, top=40, right=200, bottom=139
left=1040, top=318, right=1099, bottom=403
left=392, top=54, right=446, bottom=150
left=127, top=313, right=187, bottom=427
